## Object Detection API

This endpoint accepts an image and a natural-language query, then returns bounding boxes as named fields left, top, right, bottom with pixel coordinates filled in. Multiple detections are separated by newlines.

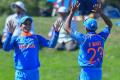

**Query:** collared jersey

left=70, top=27, right=111, bottom=67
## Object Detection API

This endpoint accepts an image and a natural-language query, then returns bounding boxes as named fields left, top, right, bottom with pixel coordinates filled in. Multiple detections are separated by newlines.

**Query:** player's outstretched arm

left=92, top=3, right=113, bottom=28
left=47, top=20, right=62, bottom=48
left=65, top=1, right=80, bottom=34
left=37, top=21, right=62, bottom=48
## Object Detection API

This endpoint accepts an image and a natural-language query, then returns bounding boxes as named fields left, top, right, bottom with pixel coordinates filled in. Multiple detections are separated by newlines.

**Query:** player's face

left=21, top=20, right=32, bottom=33
left=15, top=6, right=24, bottom=14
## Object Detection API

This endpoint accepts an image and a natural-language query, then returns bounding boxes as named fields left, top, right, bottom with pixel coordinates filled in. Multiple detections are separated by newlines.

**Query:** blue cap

left=83, top=18, right=97, bottom=31
left=20, top=16, right=32, bottom=25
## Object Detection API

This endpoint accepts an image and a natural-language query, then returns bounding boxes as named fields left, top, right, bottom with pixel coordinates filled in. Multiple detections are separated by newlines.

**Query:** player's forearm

left=100, top=12, right=113, bottom=28
left=3, top=33, right=12, bottom=51
left=65, top=11, right=74, bottom=33
left=48, top=31, right=59, bottom=48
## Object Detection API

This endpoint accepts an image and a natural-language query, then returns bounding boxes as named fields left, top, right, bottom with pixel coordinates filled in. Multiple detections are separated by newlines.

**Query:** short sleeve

left=98, top=26, right=111, bottom=41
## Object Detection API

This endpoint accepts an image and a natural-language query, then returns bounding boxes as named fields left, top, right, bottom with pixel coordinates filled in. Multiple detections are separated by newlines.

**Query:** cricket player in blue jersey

left=3, top=16, right=61, bottom=80
left=65, top=2, right=113, bottom=80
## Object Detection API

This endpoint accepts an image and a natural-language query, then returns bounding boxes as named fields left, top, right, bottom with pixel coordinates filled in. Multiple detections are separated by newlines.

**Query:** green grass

left=0, top=16, right=120, bottom=80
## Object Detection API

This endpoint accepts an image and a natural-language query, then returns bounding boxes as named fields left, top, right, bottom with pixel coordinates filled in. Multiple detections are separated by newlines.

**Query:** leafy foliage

left=0, top=0, right=119, bottom=16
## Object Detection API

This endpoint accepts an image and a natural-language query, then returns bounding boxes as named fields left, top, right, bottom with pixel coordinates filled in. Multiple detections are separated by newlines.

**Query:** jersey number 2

left=87, top=47, right=103, bottom=64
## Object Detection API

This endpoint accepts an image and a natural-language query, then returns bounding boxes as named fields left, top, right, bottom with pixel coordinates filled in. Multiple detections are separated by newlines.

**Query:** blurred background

left=0, top=0, right=120, bottom=80
left=0, top=0, right=120, bottom=17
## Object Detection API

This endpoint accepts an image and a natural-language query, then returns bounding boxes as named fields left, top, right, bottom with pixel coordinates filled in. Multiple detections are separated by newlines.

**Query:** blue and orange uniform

left=70, top=18, right=111, bottom=80
left=3, top=28, right=59, bottom=80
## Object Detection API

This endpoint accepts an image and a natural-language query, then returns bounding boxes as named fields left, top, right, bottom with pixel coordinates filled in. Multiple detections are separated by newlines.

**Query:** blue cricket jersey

left=3, top=31, right=59, bottom=70
left=70, top=26, right=111, bottom=68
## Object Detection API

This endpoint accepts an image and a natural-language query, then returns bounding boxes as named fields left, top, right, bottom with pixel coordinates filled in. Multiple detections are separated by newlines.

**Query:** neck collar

left=21, top=32, right=32, bottom=36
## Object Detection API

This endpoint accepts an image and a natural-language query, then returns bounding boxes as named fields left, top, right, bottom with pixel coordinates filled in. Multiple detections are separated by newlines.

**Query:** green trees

left=0, top=0, right=40, bottom=16
left=0, top=0, right=119, bottom=16
left=24, top=0, right=40, bottom=16
left=0, top=0, right=14, bottom=16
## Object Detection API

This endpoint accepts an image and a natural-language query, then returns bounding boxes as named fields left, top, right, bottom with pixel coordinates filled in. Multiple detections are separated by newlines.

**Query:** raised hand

left=7, top=20, right=16, bottom=34
left=53, top=20, right=62, bottom=32
left=92, top=2, right=112, bottom=28
left=70, top=1, right=80, bottom=13
left=92, top=3, right=102, bottom=13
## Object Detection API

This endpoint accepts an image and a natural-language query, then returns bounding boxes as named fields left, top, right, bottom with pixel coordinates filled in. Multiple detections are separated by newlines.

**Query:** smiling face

left=20, top=20, right=32, bottom=33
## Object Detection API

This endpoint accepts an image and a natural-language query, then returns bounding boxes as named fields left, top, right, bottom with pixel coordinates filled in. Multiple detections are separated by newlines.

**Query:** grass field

left=0, top=16, right=120, bottom=80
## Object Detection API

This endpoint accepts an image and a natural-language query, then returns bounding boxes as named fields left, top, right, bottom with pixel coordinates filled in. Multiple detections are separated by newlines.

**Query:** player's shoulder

left=98, top=26, right=111, bottom=36
left=102, top=26, right=111, bottom=32
left=32, top=34, right=43, bottom=38
left=71, top=30, right=85, bottom=38
left=96, top=34, right=106, bottom=41
left=86, top=32, right=102, bottom=39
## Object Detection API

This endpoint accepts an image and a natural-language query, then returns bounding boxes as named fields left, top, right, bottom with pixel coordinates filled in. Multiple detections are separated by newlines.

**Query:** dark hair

left=20, top=19, right=32, bottom=27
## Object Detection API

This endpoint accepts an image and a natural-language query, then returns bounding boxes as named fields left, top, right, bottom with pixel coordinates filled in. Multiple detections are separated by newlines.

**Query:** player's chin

left=24, top=29, right=30, bottom=33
